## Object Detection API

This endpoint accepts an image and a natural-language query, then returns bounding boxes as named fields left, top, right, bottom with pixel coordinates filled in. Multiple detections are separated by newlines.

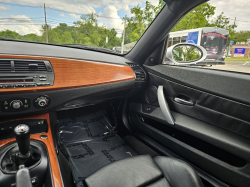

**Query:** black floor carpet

left=57, top=110, right=136, bottom=187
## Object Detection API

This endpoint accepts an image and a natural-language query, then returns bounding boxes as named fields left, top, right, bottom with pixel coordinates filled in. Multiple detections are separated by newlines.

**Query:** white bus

left=166, top=27, right=229, bottom=65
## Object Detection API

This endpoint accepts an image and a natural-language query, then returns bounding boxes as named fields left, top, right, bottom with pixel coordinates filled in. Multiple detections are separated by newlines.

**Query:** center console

left=0, top=113, right=63, bottom=187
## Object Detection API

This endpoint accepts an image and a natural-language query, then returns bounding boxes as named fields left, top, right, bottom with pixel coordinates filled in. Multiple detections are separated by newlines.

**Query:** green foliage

left=0, top=14, right=121, bottom=49
left=234, top=30, right=250, bottom=44
left=124, top=0, right=165, bottom=43
left=172, top=3, right=215, bottom=31
left=209, top=12, right=237, bottom=44
left=0, top=29, right=22, bottom=40
left=173, top=46, right=201, bottom=62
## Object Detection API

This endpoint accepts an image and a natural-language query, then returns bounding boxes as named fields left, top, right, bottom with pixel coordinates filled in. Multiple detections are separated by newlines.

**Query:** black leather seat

left=85, top=155, right=204, bottom=187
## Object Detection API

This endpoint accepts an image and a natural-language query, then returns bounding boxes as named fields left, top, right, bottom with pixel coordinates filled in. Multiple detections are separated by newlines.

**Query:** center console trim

left=0, top=113, right=63, bottom=187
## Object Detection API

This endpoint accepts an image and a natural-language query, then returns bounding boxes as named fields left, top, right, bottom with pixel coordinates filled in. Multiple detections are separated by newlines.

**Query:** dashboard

left=0, top=40, right=147, bottom=119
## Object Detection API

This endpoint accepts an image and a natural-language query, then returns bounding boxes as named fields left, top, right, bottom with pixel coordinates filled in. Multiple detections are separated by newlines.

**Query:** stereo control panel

left=0, top=74, right=54, bottom=89
left=0, top=59, right=54, bottom=89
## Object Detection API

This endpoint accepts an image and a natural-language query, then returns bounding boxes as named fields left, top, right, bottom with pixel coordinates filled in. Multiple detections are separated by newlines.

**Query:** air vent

left=126, top=62, right=146, bottom=81
left=126, top=62, right=139, bottom=67
left=14, top=61, right=47, bottom=72
left=0, top=60, right=12, bottom=72
left=133, top=66, right=146, bottom=81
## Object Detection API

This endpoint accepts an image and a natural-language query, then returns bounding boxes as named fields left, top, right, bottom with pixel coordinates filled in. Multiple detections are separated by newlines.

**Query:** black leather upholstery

left=85, top=155, right=203, bottom=187
left=154, top=157, right=204, bottom=187
left=85, top=155, right=162, bottom=187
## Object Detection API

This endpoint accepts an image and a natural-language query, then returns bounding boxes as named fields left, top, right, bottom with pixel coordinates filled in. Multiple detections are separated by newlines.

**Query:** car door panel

left=146, top=71, right=250, bottom=139
left=128, top=65, right=250, bottom=187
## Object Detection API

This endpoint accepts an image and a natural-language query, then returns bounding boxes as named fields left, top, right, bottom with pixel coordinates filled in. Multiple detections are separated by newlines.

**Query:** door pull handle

left=157, top=86, right=174, bottom=125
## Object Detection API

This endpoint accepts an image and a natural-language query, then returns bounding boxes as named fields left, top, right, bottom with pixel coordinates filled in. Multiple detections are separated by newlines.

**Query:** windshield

left=0, top=0, right=165, bottom=54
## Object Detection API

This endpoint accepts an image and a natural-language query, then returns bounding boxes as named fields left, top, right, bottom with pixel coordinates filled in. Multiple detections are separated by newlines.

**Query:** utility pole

left=44, top=3, right=48, bottom=43
left=226, top=17, right=237, bottom=57
left=106, top=35, right=109, bottom=49
left=121, top=15, right=126, bottom=54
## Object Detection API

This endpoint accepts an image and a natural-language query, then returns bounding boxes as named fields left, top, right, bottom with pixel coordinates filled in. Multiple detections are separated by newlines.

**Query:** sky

left=0, top=0, right=249, bottom=37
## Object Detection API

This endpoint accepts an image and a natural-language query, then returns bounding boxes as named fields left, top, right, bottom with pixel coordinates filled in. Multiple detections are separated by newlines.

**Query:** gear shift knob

left=14, top=124, right=30, bottom=156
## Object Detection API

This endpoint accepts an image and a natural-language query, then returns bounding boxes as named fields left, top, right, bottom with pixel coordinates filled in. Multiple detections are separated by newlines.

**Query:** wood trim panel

left=0, top=113, right=63, bottom=187
left=0, top=54, right=135, bottom=94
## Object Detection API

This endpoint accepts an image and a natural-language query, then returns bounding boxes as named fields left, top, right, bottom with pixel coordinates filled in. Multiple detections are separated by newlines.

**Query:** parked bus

left=166, top=27, right=229, bottom=65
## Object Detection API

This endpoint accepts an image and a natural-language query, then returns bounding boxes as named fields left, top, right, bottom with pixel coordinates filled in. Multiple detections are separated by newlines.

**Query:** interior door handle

left=157, top=86, right=174, bottom=125
left=174, top=95, right=195, bottom=106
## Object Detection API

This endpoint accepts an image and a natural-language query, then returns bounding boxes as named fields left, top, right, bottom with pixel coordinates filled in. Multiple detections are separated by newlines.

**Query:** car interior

left=0, top=0, right=250, bottom=187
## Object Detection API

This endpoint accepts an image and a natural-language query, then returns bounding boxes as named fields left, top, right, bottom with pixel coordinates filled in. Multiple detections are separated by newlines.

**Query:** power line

left=0, top=2, right=122, bottom=20
left=0, top=17, right=44, bottom=19
left=229, top=18, right=250, bottom=23
left=0, top=20, right=123, bottom=30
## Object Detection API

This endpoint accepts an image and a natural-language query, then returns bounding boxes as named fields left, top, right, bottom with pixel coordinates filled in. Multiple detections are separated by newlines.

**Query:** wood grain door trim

left=0, top=54, right=135, bottom=93
left=0, top=113, right=63, bottom=187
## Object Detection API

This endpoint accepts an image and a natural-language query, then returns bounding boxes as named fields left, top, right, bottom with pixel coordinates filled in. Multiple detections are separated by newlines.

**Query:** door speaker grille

left=145, top=86, right=158, bottom=104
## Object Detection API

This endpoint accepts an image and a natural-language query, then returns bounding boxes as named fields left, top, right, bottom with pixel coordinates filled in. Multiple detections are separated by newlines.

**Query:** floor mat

left=58, top=110, right=137, bottom=187
left=58, top=110, right=112, bottom=144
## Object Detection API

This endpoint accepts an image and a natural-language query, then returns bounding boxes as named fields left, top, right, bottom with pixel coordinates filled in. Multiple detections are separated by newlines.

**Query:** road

left=204, top=61, right=250, bottom=74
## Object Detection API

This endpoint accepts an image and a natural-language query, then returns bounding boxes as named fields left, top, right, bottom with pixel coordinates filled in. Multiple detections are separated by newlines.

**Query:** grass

left=225, top=58, right=250, bottom=61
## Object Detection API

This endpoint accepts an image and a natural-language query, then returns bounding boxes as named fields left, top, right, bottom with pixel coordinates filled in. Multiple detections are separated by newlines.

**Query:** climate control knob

left=38, top=99, right=47, bottom=107
left=34, top=95, right=50, bottom=108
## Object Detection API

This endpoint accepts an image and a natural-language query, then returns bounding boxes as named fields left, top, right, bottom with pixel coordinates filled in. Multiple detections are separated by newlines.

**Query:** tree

left=124, top=0, right=165, bottom=43
left=234, top=30, right=250, bottom=44
left=172, top=3, right=215, bottom=31
left=209, top=12, right=237, bottom=44
left=0, top=29, right=21, bottom=40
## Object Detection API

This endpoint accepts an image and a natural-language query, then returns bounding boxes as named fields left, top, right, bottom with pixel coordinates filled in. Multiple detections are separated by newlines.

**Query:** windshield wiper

left=62, top=44, right=119, bottom=54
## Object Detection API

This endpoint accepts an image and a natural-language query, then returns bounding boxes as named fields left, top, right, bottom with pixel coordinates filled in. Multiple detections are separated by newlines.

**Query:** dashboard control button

left=25, top=84, right=36, bottom=87
left=33, top=76, right=38, bottom=78
left=39, top=75, right=46, bottom=78
left=10, top=100, right=23, bottom=110
left=0, top=85, right=3, bottom=88
left=40, top=78, right=46, bottom=81
left=4, top=106, right=9, bottom=110
left=6, top=85, right=14, bottom=88
left=36, top=83, right=43, bottom=86
left=34, top=95, right=50, bottom=108
left=37, top=120, right=44, bottom=125
left=15, top=84, right=24, bottom=87
left=38, top=99, right=46, bottom=106
left=40, top=135, right=48, bottom=139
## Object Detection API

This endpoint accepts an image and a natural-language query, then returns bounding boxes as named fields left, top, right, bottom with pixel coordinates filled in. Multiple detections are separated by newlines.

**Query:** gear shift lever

left=14, top=124, right=30, bottom=157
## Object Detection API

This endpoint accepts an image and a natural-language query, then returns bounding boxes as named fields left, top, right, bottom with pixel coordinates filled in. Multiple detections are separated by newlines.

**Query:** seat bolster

left=85, top=155, right=162, bottom=187
left=146, top=178, right=171, bottom=187
left=154, top=157, right=204, bottom=187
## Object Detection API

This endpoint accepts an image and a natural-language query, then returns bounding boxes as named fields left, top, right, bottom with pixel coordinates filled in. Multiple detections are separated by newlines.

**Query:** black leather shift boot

left=0, top=144, right=41, bottom=173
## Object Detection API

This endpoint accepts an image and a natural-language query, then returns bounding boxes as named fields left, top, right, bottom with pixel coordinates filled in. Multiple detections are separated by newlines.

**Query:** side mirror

left=166, top=43, right=207, bottom=65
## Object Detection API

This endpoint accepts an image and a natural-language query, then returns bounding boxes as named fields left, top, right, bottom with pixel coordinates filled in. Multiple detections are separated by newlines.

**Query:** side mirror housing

left=166, top=43, right=207, bottom=65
